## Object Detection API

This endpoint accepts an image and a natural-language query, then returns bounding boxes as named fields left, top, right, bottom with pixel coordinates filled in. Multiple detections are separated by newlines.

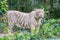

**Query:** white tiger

left=6, top=9, right=44, bottom=34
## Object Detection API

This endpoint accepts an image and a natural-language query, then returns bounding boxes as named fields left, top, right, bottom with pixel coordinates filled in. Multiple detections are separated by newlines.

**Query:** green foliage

left=50, top=0, right=60, bottom=18
left=0, top=22, right=8, bottom=33
left=0, top=32, right=39, bottom=40
left=0, top=0, right=8, bottom=15
left=40, top=19, right=60, bottom=38
left=0, top=17, right=8, bottom=33
left=8, top=0, right=35, bottom=12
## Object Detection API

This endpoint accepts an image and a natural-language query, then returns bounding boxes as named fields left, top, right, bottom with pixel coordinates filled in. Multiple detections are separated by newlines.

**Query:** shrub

left=40, top=19, right=60, bottom=38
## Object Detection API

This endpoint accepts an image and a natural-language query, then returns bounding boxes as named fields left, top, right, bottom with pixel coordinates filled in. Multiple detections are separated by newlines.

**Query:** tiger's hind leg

left=8, top=23, right=14, bottom=34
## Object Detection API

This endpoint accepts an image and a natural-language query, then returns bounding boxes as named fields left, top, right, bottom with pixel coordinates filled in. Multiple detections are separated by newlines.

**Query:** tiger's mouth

left=35, top=17, right=40, bottom=20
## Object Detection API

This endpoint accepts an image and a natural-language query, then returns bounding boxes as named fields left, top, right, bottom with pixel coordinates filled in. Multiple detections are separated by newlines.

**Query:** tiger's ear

left=42, top=8, right=44, bottom=10
left=40, top=8, right=44, bottom=10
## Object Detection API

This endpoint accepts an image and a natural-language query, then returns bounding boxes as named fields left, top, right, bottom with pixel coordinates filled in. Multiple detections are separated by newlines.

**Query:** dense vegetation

left=0, top=0, right=60, bottom=40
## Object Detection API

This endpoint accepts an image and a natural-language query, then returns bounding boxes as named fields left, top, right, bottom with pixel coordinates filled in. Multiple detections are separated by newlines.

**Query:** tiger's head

left=34, top=8, right=44, bottom=19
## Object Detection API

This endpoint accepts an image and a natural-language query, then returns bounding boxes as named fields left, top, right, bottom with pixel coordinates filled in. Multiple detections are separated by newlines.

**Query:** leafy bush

left=0, top=22, right=8, bottom=33
left=0, top=0, right=8, bottom=15
left=40, top=19, right=60, bottom=38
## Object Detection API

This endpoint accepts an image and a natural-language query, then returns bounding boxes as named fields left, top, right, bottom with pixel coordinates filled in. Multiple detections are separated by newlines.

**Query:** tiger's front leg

left=36, top=18, right=43, bottom=34
left=30, top=24, right=40, bottom=34
left=35, top=24, right=40, bottom=34
left=30, top=24, right=36, bottom=33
